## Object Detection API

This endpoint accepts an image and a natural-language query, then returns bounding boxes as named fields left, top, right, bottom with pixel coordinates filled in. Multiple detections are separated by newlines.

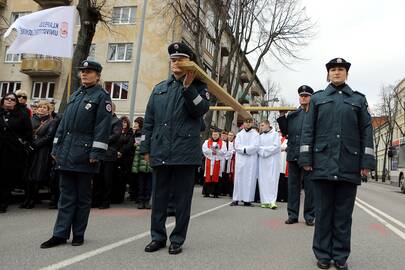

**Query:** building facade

left=0, top=0, right=265, bottom=132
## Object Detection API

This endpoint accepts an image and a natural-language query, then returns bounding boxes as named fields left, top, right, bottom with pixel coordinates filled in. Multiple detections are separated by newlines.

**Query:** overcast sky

left=262, top=0, right=405, bottom=111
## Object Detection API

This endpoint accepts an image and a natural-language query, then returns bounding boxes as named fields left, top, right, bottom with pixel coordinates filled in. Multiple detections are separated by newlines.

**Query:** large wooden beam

left=210, top=106, right=297, bottom=111
left=177, top=61, right=252, bottom=119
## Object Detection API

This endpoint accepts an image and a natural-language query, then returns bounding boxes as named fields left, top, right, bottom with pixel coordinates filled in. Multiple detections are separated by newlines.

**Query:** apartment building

left=0, top=0, right=265, bottom=131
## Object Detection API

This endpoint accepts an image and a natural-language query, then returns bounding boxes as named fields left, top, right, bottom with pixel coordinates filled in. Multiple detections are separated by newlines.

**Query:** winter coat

left=116, top=128, right=135, bottom=173
left=140, top=75, right=209, bottom=167
left=0, top=107, right=33, bottom=172
left=52, top=84, right=112, bottom=173
left=27, top=117, right=58, bottom=182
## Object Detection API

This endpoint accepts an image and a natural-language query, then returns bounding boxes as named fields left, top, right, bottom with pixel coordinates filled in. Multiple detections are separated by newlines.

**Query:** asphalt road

left=0, top=183, right=404, bottom=270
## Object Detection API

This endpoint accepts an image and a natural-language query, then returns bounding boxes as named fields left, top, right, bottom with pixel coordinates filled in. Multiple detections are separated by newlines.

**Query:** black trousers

left=151, top=165, right=196, bottom=245
left=93, top=161, right=115, bottom=205
left=287, top=161, right=315, bottom=221
left=137, top=172, right=152, bottom=202
left=277, top=173, right=288, bottom=202
left=312, top=180, right=357, bottom=263
left=53, top=171, right=93, bottom=239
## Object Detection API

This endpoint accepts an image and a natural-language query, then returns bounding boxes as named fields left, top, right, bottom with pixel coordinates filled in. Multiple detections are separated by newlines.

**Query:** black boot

left=0, top=204, right=7, bottom=213
left=40, top=236, right=67, bottom=249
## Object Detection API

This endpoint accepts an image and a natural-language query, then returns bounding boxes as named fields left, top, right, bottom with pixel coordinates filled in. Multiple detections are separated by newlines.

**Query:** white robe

left=225, top=141, right=235, bottom=174
left=280, top=138, right=288, bottom=174
left=233, top=129, right=260, bottom=202
left=202, top=140, right=227, bottom=177
left=258, top=130, right=281, bottom=204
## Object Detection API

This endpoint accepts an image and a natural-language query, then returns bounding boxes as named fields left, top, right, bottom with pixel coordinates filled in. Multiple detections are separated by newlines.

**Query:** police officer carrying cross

left=277, top=85, right=316, bottom=226
left=40, top=60, right=112, bottom=248
left=299, top=58, right=375, bottom=270
left=141, top=42, right=209, bottom=255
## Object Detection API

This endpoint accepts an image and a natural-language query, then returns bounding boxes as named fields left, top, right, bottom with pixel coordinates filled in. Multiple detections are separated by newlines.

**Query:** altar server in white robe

left=230, top=119, right=260, bottom=207
left=258, top=120, right=281, bottom=209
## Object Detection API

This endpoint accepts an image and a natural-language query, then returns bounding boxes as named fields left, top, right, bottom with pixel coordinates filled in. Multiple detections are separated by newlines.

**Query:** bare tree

left=59, top=0, right=108, bottom=111
left=377, top=85, right=396, bottom=182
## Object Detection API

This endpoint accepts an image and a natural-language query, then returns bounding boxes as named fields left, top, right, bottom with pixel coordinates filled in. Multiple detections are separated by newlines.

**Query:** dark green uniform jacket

left=299, top=83, right=375, bottom=185
left=52, top=84, right=112, bottom=173
left=140, top=75, right=209, bottom=167
left=277, top=108, right=306, bottom=162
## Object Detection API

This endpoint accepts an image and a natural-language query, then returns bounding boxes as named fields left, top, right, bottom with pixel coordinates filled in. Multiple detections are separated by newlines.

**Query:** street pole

left=128, top=0, right=148, bottom=122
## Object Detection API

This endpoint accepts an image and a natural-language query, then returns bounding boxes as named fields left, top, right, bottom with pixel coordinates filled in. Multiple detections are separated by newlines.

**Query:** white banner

left=3, top=6, right=76, bottom=58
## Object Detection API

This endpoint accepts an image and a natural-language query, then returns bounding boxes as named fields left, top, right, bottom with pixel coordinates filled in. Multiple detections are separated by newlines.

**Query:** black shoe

left=243, top=202, right=252, bottom=207
left=26, top=200, right=36, bottom=209
left=305, top=219, right=315, bottom=226
left=19, top=200, right=29, bottom=209
left=72, top=236, right=84, bottom=246
left=203, top=194, right=209, bottom=197
left=285, top=218, right=298, bottom=224
left=334, top=261, right=348, bottom=270
left=137, top=202, right=145, bottom=209
left=168, top=243, right=182, bottom=255
left=48, top=203, right=58, bottom=209
left=0, top=204, right=7, bottom=213
left=144, top=201, right=151, bottom=209
left=213, top=195, right=219, bottom=198
left=229, top=201, right=238, bottom=206
left=317, top=259, right=331, bottom=269
left=99, top=202, right=110, bottom=209
left=40, top=236, right=67, bottom=249
left=144, top=241, right=166, bottom=252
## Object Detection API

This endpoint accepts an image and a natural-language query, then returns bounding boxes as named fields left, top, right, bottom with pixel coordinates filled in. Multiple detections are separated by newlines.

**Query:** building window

left=105, top=82, right=128, bottom=100
left=32, top=82, right=55, bottom=99
left=5, top=46, right=22, bottom=63
left=107, top=43, right=133, bottom=62
left=1, top=81, right=21, bottom=97
left=205, top=35, right=215, bottom=56
left=11, top=12, right=30, bottom=23
left=112, top=7, right=136, bottom=24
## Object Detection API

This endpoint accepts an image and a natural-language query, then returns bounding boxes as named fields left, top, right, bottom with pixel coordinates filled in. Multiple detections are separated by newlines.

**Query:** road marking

left=39, top=202, right=230, bottom=270
left=356, top=197, right=405, bottom=231
left=355, top=200, right=405, bottom=241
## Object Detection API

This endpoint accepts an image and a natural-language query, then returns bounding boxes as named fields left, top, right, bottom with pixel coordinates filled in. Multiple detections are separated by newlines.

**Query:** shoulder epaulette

left=353, top=90, right=365, bottom=97
left=312, top=89, right=324, bottom=95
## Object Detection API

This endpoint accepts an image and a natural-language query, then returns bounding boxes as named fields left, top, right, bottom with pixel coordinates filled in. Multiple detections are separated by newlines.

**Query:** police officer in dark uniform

left=141, top=42, right=209, bottom=255
left=40, top=60, right=112, bottom=248
left=277, top=85, right=315, bottom=226
left=300, top=58, right=375, bottom=270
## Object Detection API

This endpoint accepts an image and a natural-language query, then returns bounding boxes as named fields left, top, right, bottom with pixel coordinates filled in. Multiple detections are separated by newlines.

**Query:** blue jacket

left=140, top=75, right=209, bottom=167
left=52, top=84, right=112, bottom=173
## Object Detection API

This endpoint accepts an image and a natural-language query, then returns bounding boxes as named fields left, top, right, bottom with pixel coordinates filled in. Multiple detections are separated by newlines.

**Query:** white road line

left=356, top=197, right=405, bottom=231
left=38, top=202, right=230, bottom=270
left=355, top=201, right=405, bottom=241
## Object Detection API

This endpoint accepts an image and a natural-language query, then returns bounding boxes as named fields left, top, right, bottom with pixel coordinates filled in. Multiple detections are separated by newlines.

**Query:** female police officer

left=299, top=58, right=375, bottom=270
left=40, top=60, right=112, bottom=248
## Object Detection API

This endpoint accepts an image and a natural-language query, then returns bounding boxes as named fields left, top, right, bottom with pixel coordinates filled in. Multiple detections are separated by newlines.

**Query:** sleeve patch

left=106, top=103, right=112, bottom=112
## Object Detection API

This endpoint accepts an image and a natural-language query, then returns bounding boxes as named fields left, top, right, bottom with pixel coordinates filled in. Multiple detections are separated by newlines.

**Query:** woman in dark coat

left=20, top=100, right=58, bottom=209
left=112, top=116, right=134, bottom=203
left=0, top=93, right=32, bottom=213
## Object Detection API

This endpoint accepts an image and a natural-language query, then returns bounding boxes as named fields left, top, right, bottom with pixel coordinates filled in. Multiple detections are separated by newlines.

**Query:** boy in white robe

left=230, top=119, right=260, bottom=206
left=258, top=120, right=281, bottom=209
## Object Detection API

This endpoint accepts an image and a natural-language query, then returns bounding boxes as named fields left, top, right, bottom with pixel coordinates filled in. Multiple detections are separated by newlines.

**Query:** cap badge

left=302, top=86, right=306, bottom=90
left=337, top=58, right=342, bottom=63
left=83, top=61, right=89, bottom=67
left=174, top=44, right=179, bottom=49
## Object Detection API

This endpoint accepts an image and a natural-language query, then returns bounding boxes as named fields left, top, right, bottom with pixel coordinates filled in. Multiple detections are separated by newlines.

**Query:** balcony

left=34, top=0, right=72, bottom=8
left=250, top=85, right=262, bottom=97
left=20, top=57, right=62, bottom=77
left=240, top=71, right=250, bottom=84
left=0, top=0, right=6, bottom=8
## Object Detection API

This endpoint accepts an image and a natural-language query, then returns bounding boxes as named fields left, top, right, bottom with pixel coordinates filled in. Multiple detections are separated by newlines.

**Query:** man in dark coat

left=300, top=58, right=375, bottom=270
left=141, top=42, right=209, bottom=255
left=277, top=85, right=315, bottom=226
left=40, top=60, right=112, bottom=248
left=93, top=103, right=123, bottom=209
